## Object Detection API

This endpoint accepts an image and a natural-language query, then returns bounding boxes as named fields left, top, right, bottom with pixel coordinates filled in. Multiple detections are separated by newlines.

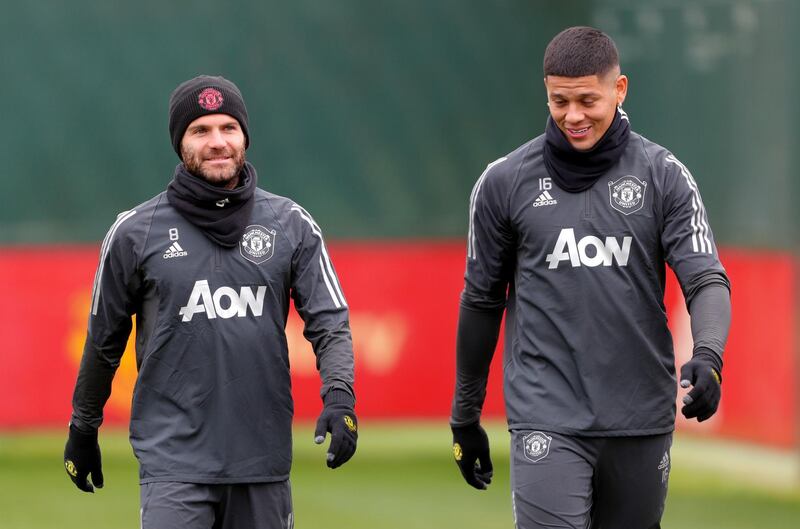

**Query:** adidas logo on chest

left=532, top=190, right=557, bottom=207
left=163, top=227, right=188, bottom=259
left=163, top=242, right=188, bottom=259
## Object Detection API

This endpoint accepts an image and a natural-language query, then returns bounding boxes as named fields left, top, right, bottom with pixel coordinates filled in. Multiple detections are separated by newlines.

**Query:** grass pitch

left=1, top=422, right=798, bottom=528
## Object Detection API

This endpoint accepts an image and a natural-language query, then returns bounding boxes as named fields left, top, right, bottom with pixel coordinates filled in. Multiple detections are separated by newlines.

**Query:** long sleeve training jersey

left=463, top=131, right=729, bottom=436
left=72, top=187, right=354, bottom=484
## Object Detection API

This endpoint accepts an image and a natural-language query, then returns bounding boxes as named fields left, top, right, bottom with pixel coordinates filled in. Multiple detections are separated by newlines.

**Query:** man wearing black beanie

left=64, top=75, right=358, bottom=529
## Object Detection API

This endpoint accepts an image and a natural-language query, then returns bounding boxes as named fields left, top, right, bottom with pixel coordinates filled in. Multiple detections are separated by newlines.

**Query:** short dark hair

left=543, top=26, right=619, bottom=78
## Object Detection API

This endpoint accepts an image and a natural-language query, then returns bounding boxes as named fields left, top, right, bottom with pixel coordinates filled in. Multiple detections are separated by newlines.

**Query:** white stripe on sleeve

left=91, top=209, right=137, bottom=315
left=468, top=157, right=507, bottom=259
left=291, top=205, right=347, bottom=308
left=665, top=155, right=713, bottom=254
left=318, top=257, right=342, bottom=309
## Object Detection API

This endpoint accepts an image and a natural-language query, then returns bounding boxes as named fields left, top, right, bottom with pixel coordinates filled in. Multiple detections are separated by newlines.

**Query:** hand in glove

left=451, top=422, right=493, bottom=490
left=314, top=389, right=358, bottom=469
left=680, top=349, right=723, bottom=422
left=64, top=423, right=104, bottom=493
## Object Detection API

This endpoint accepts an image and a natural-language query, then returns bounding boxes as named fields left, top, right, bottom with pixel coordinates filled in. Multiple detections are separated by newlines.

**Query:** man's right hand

left=64, top=424, right=104, bottom=493
left=451, top=422, right=493, bottom=490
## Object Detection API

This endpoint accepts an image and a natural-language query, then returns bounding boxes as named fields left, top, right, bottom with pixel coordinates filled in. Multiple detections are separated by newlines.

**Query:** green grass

left=1, top=422, right=798, bottom=528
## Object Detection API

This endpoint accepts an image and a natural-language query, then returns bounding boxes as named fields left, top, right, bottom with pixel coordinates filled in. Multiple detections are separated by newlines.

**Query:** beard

left=181, top=143, right=246, bottom=188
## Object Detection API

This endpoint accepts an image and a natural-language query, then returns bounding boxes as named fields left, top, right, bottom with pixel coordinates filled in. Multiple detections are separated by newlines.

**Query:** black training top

left=460, top=130, right=729, bottom=436
left=71, top=187, right=354, bottom=484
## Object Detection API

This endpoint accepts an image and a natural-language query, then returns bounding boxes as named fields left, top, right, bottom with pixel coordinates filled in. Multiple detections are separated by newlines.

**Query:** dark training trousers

left=510, top=431, right=672, bottom=529
left=140, top=480, right=293, bottom=529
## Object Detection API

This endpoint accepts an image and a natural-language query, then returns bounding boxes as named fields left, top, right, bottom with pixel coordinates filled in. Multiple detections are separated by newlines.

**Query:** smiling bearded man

left=64, top=75, right=358, bottom=529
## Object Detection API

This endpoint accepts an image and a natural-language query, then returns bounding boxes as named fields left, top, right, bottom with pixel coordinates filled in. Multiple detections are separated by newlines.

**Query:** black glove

left=314, top=389, right=358, bottom=469
left=680, top=349, right=723, bottom=422
left=64, top=423, right=104, bottom=493
left=451, top=422, right=493, bottom=490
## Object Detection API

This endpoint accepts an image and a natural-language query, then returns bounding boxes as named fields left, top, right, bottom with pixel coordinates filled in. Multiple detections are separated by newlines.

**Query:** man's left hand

left=314, top=389, right=358, bottom=469
left=680, top=349, right=723, bottom=422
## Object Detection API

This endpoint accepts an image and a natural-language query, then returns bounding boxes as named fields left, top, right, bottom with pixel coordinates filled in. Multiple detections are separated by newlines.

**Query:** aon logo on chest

left=179, top=280, right=267, bottom=322
left=545, top=228, right=632, bottom=270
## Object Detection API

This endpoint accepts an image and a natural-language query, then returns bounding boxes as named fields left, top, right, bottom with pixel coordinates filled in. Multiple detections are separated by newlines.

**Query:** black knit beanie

left=168, top=75, right=250, bottom=158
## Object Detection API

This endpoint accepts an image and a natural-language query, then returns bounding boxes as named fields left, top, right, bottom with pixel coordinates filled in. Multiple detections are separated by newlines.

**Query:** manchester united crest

left=522, top=431, right=552, bottom=463
left=198, top=87, right=224, bottom=111
left=608, top=175, right=647, bottom=215
left=240, top=225, right=276, bottom=264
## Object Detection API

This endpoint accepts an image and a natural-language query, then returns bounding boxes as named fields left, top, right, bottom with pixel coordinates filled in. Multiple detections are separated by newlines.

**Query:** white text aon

left=545, top=228, right=632, bottom=270
left=179, top=280, right=266, bottom=322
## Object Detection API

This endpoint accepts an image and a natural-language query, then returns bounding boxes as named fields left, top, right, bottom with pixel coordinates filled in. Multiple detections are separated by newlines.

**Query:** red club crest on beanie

left=168, top=75, right=249, bottom=158
left=197, top=87, right=224, bottom=111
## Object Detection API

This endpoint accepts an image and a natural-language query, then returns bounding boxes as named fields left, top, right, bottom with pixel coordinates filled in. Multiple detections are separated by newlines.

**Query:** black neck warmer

left=167, top=161, right=257, bottom=247
left=543, top=108, right=631, bottom=193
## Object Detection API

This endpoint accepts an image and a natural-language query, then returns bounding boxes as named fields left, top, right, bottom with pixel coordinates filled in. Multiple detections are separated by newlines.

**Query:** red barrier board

left=0, top=244, right=795, bottom=447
